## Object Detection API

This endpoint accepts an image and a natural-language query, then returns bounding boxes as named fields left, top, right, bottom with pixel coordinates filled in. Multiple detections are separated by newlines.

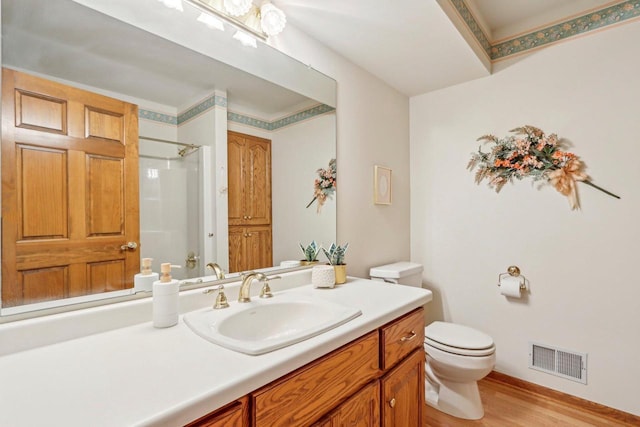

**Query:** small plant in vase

left=299, top=240, right=321, bottom=265
left=322, top=243, right=349, bottom=284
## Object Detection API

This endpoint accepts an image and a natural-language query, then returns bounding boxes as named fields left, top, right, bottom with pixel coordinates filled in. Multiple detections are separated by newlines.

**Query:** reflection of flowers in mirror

left=306, top=158, right=337, bottom=213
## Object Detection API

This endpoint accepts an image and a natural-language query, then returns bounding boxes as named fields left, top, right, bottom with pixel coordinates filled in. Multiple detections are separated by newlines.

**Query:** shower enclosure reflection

left=139, top=137, right=209, bottom=280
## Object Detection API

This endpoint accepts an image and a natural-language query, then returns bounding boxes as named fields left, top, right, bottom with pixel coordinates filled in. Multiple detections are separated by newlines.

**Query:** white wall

left=410, top=22, right=640, bottom=415
left=271, top=26, right=411, bottom=277
left=271, top=114, right=337, bottom=264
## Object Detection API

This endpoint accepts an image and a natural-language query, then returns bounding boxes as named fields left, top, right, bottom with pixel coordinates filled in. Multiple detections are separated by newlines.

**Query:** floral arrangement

left=306, top=158, right=336, bottom=212
left=467, top=126, right=619, bottom=210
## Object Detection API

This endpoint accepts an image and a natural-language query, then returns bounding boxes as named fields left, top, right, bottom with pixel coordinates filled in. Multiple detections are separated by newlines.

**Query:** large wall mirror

left=0, top=0, right=336, bottom=317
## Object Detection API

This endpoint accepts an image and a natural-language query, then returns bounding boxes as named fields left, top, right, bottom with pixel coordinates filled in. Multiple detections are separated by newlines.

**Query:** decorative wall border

left=450, top=0, right=640, bottom=61
left=139, top=96, right=335, bottom=131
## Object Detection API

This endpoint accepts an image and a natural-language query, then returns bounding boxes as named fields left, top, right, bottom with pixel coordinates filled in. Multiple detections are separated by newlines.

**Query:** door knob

left=120, top=242, right=138, bottom=251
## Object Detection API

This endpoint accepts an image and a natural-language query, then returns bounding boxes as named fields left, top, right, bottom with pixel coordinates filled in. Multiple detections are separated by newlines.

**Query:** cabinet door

left=381, top=349, right=424, bottom=427
left=227, top=131, right=271, bottom=226
left=244, top=226, right=272, bottom=271
left=243, top=137, right=271, bottom=225
left=228, top=226, right=245, bottom=273
left=227, top=133, right=245, bottom=226
left=321, top=381, right=380, bottom=427
left=186, top=398, right=248, bottom=427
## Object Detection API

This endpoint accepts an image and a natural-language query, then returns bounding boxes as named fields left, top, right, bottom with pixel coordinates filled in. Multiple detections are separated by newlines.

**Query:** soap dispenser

left=152, top=263, right=180, bottom=328
left=134, top=258, right=158, bottom=293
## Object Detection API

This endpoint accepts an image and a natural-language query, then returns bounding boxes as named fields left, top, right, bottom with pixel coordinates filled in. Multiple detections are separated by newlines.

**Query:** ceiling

left=1, top=0, right=313, bottom=116
left=275, top=0, right=620, bottom=97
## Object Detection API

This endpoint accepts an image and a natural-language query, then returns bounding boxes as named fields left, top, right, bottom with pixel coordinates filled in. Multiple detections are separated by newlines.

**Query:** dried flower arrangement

left=306, top=158, right=336, bottom=212
left=467, top=126, right=619, bottom=210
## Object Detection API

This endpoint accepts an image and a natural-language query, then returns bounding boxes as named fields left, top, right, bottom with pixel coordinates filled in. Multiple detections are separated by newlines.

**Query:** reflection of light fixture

left=260, top=2, right=286, bottom=36
left=223, top=0, right=252, bottom=16
left=233, top=30, right=258, bottom=48
left=184, top=0, right=288, bottom=41
left=197, top=12, right=224, bottom=30
left=158, top=0, right=184, bottom=11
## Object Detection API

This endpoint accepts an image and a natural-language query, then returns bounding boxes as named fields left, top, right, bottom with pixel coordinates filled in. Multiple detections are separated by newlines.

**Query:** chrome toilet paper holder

left=497, top=265, right=527, bottom=290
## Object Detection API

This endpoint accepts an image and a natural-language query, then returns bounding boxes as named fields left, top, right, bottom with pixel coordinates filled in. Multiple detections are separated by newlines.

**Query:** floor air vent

left=528, top=342, right=587, bottom=384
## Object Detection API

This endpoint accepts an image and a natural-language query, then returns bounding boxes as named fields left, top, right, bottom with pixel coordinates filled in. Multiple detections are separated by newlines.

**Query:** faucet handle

left=259, top=275, right=281, bottom=299
left=203, top=285, right=229, bottom=309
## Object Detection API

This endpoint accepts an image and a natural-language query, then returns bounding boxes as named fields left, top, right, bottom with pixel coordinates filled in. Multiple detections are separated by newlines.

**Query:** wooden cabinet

left=228, top=131, right=272, bottom=272
left=188, top=308, right=424, bottom=427
left=186, top=397, right=249, bottom=427
left=252, top=332, right=379, bottom=427
left=228, top=131, right=271, bottom=226
left=380, top=349, right=425, bottom=427
left=313, top=381, right=380, bottom=427
left=228, top=225, right=272, bottom=273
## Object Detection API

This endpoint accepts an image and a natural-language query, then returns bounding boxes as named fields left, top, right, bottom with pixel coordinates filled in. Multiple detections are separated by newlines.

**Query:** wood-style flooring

left=424, top=372, right=640, bottom=426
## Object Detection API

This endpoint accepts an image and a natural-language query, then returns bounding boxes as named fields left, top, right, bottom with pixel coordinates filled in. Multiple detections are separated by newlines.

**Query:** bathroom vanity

left=0, top=274, right=431, bottom=426
left=188, top=308, right=425, bottom=426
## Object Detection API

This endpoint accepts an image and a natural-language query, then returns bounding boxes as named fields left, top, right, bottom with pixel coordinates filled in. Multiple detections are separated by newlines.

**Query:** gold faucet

left=206, top=262, right=225, bottom=280
left=203, top=285, right=229, bottom=309
left=238, top=272, right=281, bottom=302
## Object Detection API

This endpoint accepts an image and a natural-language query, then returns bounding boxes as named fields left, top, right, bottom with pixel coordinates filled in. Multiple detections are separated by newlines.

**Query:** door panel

left=18, top=145, right=68, bottom=239
left=1, top=68, right=140, bottom=308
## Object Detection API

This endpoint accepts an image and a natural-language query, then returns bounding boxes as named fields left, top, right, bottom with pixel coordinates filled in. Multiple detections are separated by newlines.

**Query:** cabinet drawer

left=185, top=397, right=247, bottom=427
left=380, top=308, right=424, bottom=370
left=252, top=331, right=380, bottom=427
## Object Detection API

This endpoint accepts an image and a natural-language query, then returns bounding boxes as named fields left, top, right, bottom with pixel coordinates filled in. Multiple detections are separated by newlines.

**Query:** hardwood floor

left=424, top=372, right=640, bottom=426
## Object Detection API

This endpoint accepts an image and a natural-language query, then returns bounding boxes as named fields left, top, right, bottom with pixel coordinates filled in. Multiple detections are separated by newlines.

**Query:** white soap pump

left=152, top=263, right=180, bottom=328
left=134, top=258, right=158, bottom=293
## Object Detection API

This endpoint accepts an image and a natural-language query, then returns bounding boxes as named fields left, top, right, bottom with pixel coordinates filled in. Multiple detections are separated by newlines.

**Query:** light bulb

left=260, top=2, right=286, bottom=36
left=223, top=0, right=252, bottom=16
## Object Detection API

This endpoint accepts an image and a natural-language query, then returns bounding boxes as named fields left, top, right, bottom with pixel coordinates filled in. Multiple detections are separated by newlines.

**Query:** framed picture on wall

left=374, top=165, right=392, bottom=205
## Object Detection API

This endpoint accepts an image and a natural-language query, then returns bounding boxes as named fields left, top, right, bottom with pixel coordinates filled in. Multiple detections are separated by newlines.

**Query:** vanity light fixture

left=184, top=0, right=286, bottom=41
left=197, top=12, right=225, bottom=30
left=233, top=30, right=258, bottom=48
left=260, top=2, right=286, bottom=36
left=158, top=0, right=184, bottom=11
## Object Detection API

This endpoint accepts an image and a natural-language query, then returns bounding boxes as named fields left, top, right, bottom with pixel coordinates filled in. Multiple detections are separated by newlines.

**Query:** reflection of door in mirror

left=1, top=69, right=140, bottom=308
left=227, top=131, right=272, bottom=272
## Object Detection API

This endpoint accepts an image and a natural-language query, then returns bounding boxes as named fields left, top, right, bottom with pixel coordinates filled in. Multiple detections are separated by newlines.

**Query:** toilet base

left=425, top=362, right=485, bottom=420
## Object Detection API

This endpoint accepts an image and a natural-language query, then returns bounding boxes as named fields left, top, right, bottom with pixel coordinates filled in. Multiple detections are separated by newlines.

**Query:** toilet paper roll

left=500, top=275, right=523, bottom=298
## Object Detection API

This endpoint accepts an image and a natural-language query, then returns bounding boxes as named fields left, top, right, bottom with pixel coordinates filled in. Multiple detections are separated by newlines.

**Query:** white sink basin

left=183, top=292, right=362, bottom=355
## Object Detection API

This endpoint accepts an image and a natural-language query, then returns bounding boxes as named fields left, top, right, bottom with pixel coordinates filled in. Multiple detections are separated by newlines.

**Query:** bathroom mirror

left=0, top=0, right=336, bottom=316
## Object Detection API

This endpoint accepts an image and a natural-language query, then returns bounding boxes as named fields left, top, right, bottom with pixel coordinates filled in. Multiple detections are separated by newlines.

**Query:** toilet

left=370, top=262, right=496, bottom=420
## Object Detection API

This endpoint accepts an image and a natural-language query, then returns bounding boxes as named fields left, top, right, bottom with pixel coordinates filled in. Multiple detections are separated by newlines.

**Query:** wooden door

left=227, top=131, right=271, bottom=226
left=380, top=349, right=425, bottom=427
left=1, top=68, right=140, bottom=307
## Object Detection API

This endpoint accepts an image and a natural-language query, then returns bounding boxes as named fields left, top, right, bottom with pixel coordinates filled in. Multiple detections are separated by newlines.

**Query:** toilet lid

left=425, top=321, right=494, bottom=351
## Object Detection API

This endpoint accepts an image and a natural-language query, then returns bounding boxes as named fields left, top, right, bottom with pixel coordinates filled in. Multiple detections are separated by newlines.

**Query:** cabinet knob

left=247, top=233, right=252, bottom=237
left=389, top=398, right=396, bottom=408
left=243, top=215, right=248, bottom=219
left=248, top=215, right=252, bottom=220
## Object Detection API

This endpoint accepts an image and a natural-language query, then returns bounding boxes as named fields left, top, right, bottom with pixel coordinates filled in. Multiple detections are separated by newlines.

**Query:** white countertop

left=0, top=277, right=431, bottom=426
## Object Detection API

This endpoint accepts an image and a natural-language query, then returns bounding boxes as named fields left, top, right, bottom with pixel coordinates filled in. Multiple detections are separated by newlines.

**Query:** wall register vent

left=528, top=342, right=587, bottom=384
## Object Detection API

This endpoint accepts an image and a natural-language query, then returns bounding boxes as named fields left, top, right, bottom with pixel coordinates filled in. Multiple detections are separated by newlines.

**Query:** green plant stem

left=581, top=180, right=620, bottom=199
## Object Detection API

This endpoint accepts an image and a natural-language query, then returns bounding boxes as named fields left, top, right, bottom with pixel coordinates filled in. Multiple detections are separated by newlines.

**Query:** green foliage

left=322, top=243, right=349, bottom=265
left=299, top=240, right=321, bottom=261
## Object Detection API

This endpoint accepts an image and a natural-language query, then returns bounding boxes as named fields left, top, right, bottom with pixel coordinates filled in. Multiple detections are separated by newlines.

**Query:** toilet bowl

left=424, top=321, right=495, bottom=420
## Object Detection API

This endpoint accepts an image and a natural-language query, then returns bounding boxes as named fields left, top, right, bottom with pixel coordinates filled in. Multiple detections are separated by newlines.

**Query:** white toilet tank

left=369, top=262, right=423, bottom=287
